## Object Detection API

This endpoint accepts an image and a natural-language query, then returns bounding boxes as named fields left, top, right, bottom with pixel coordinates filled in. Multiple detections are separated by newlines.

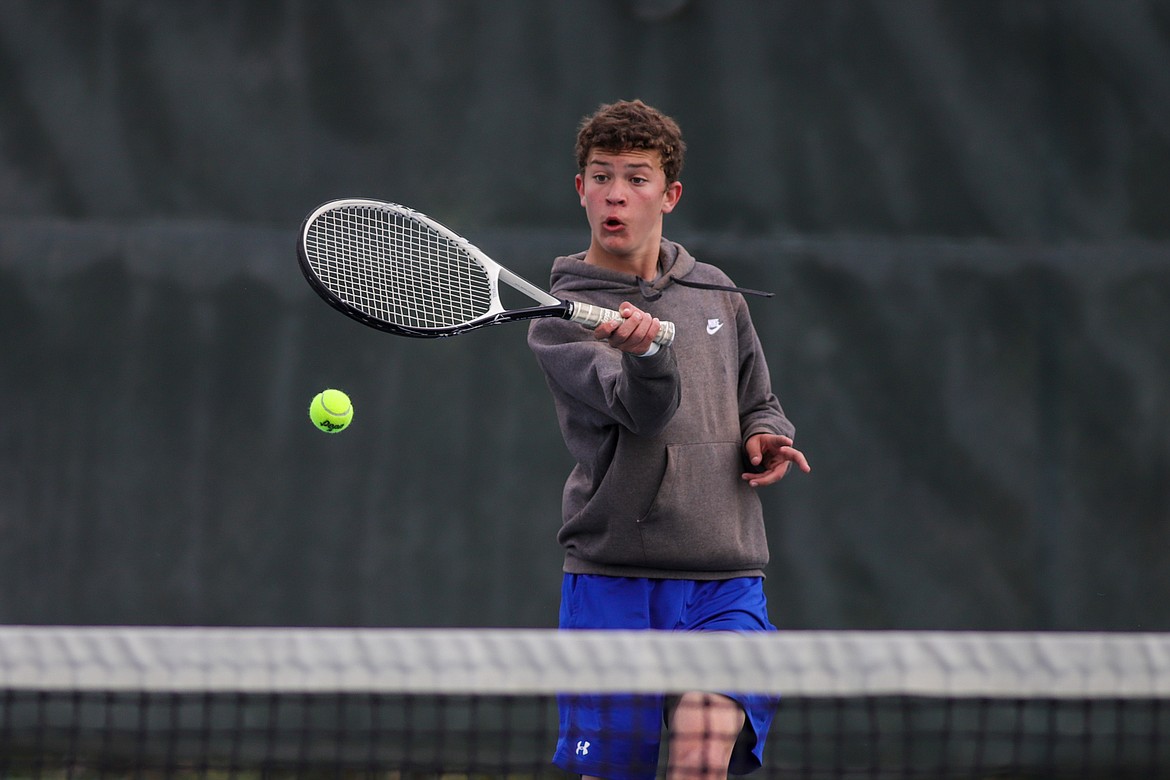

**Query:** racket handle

left=568, top=302, right=676, bottom=347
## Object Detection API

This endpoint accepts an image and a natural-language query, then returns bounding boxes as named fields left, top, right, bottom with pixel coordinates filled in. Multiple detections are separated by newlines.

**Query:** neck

left=585, top=237, right=663, bottom=281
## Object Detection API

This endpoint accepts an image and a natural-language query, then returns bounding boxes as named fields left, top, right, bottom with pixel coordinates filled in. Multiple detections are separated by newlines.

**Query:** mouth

left=602, top=217, right=625, bottom=232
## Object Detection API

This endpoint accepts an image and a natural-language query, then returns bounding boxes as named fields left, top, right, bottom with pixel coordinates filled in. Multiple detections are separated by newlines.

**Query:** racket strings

left=305, top=206, right=494, bottom=329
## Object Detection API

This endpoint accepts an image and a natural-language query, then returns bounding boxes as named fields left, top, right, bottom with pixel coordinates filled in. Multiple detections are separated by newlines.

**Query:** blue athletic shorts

left=553, top=574, right=779, bottom=779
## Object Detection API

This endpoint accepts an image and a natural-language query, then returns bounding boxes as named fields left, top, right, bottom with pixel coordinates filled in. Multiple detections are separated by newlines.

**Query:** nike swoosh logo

left=706, top=320, right=724, bottom=335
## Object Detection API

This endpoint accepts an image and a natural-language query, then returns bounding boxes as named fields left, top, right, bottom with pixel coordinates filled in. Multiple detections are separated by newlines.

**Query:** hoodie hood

left=548, top=239, right=695, bottom=302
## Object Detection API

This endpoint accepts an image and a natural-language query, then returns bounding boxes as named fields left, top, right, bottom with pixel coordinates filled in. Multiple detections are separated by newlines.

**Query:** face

left=575, top=149, right=682, bottom=274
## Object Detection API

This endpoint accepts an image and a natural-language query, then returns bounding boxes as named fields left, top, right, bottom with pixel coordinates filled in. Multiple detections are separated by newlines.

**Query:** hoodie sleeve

left=527, top=317, right=681, bottom=441
left=734, top=295, right=796, bottom=442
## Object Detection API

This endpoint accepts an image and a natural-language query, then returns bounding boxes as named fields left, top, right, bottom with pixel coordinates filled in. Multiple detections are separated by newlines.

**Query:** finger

left=741, top=461, right=791, bottom=488
left=593, top=317, right=620, bottom=340
left=627, top=312, right=655, bottom=346
left=644, top=317, right=662, bottom=347
left=619, top=305, right=646, bottom=331
left=743, top=436, right=762, bottom=466
left=594, top=302, right=638, bottom=341
left=618, top=302, right=643, bottom=323
left=611, top=308, right=651, bottom=349
left=783, top=446, right=812, bottom=473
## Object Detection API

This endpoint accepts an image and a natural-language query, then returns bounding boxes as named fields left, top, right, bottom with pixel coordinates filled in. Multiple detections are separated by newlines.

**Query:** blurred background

left=1, top=0, right=1167, bottom=632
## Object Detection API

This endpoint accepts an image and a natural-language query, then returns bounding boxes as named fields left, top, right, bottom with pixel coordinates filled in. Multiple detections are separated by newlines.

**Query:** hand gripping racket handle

left=567, top=302, right=676, bottom=347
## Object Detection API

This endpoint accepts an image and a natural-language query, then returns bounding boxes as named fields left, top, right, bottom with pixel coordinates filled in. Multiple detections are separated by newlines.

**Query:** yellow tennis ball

left=309, top=389, right=353, bottom=433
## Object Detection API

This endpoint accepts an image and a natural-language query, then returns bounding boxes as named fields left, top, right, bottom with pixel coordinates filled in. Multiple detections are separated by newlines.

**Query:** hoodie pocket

left=637, top=441, right=768, bottom=571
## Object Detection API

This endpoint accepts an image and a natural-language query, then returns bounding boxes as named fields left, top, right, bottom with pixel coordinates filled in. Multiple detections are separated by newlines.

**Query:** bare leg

left=664, top=692, right=746, bottom=780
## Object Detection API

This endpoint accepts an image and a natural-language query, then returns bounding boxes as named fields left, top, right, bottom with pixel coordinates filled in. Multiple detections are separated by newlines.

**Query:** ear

left=575, top=174, right=586, bottom=206
left=661, top=180, right=683, bottom=214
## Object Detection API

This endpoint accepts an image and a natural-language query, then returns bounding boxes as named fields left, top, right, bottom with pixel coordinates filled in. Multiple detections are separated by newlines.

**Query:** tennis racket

left=297, top=198, right=675, bottom=346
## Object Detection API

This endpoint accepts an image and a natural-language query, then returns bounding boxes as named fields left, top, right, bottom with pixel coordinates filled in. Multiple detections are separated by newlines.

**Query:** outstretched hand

left=742, top=433, right=811, bottom=488
left=594, top=301, right=663, bottom=356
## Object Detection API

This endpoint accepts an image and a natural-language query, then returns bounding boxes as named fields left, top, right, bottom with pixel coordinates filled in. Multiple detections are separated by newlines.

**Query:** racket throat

left=497, top=266, right=560, bottom=307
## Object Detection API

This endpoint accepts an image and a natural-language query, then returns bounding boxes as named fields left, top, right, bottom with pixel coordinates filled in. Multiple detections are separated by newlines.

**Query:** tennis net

left=1, top=627, right=1169, bottom=778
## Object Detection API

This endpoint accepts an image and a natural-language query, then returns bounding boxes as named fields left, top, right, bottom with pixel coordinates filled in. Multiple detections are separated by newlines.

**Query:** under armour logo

left=576, top=740, right=591, bottom=756
left=706, top=318, right=724, bottom=335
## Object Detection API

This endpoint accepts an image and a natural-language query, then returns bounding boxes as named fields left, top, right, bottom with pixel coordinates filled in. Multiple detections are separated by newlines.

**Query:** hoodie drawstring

left=638, top=275, right=775, bottom=301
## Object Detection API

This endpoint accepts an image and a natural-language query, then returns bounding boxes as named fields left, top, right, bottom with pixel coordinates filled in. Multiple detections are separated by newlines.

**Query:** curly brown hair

left=575, top=100, right=686, bottom=184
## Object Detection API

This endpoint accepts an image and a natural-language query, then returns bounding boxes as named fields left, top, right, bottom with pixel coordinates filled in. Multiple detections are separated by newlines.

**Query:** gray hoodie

left=527, top=239, right=795, bottom=580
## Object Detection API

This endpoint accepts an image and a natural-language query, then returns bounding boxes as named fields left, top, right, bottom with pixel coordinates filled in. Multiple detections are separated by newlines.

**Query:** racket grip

left=568, top=302, right=676, bottom=347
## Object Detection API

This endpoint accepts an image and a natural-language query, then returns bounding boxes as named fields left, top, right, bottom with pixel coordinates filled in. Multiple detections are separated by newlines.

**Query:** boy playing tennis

left=527, top=100, right=810, bottom=780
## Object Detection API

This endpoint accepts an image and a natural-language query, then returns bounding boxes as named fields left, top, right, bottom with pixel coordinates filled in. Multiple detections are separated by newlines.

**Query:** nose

left=605, top=180, right=628, bottom=205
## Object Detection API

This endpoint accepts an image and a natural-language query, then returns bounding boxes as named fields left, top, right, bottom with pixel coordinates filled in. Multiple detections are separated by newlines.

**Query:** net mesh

left=2, top=627, right=1169, bottom=778
left=303, top=203, right=495, bottom=330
